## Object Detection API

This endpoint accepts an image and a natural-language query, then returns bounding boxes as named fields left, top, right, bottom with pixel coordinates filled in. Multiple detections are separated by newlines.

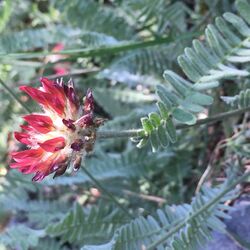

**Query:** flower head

left=11, top=78, right=101, bottom=181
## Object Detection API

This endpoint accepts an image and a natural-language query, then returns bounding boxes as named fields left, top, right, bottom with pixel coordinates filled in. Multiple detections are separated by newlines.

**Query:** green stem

left=81, top=166, right=134, bottom=220
left=0, top=78, right=31, bottom=113
left=97, top=129, right=144, bottom=139
left=97, top=107, right=250, bottom=139
left=0, top=32, right=199, bottom=59
left=146, top=171, right=250, bottom=250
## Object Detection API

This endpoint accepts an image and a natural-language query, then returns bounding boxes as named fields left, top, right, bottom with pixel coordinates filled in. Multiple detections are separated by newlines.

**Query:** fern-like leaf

left=53, top=0, right=135, bottom=40
left=94, top=87, right=154, bottom=117
left=138, top=0, right=250, bottom=152
left=46, top=203, right=129, bottom=246
left=176, top=0, right=250, bottom=83
left=0, top=225, right=44, bottom=250
left=81, top=180, right=239, bottom=250
left=100, top=43, right=185, bottom=81
left=36, top=238, right=69, bottom=250
left=0, top=26, right=80, bottom=53
left=0, top=0, right=12, bottom=33
left=79, top=32, right=119, bottom=48
left=0, top=171, right=38, bottom=209
left=221, top=88, right=250, bottom=108
left=121, top=1, right=189, bottom=34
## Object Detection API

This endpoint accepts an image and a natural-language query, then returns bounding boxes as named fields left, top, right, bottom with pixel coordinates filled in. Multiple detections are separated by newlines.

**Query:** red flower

left=11, top=78, right=99, bottom=181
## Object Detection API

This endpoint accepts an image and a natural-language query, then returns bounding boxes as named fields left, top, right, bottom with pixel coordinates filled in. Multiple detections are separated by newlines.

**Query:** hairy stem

left=146, top=171, right=250, bottom=250
left=97, top=107, right=250, bottom=139
left=81, top=166, right=134, bottom=220
left=97, top=129, right=144, bottom=139
left=0, top=78, right=31, bottom=113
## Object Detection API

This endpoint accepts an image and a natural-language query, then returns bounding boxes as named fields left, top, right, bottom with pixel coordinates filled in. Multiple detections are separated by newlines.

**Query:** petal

left=10, top=162, right=29, bottom=169
left=14, top=132, right=31, bottom=145
left=20, top=85, right=50, bottom=107
left=73, top=155, right=82, bottom=171
left=33, top=153, right=68, bottom=181
left=84, top=88, right=94, bottom=113
left=53, top=163, right=68, bottom=178
left=50, top=98, right=65, bottom=116
left=23, top=114, right=54, bottom=133
left=40, top=77, right=66, bottom=107
left=64, top=83, right=79, bottom=113
left=21, top=166, right=36, bottom=174
left=62, top=119, right=76, bottom=130
left=20, top=164, right=37, bottom=174
left=39, top=137, right=66, bottom=152
left=10, top=162, right=37, bottom=175
left=75, top=113, right=93, bottom=127
left=68, top=87, right=79, bottom=108
left=32, top=171, right=46, bottom=182
left=11, top=148, right=43, bottom=163
left=30, top=156, right=55, bottom=181
left=20, top=85, right=65, bottom=116
left=40, top=77, right=55, bottom=93
left=52, top=154, right=69, bottom=178
left=20, top=125, right=35, bottom=132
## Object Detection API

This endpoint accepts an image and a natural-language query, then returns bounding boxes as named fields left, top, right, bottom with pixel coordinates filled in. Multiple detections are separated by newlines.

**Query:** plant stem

left=97, top=107, right=250, bottom=139
left=0, top=78, right=31, bottom=113
left=81, top=166, right=134, bottom=220
left=97, top=129, right=144, bottom=139
left=1, top=32, right=200, bottom=59
left=146, top=171, right=250, bottom=250
left=123, top=189, right=166, bottom=204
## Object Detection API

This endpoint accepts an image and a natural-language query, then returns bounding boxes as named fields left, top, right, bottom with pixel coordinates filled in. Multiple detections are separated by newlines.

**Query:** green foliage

left=81, top=178, right=238, bottom=250
left=46, top=203, right=128, bottom=246
left=0, top=225, right=44, bottom=250
left=0, top=0, right=12, bottom=33
left=100, top=43, right=185, bottom=81
left=25, top=200, right=69, bottom=228
left=0, top=26, right=82, bottom=54
left=227, top=130, right=250, bottom=157
left=119, top=0, right=189, bottom=34
left=79, top=32, right=120, bottom=48
left=99, top=1, right=191, bottom=81
left=53, top=0, right=135, bottom=40
left=36, top=238, right=68, bottom=250
left=0, top=171, right=37, bottom=207
left=0, top=0, right=250, bottom=249
left=221, top=88, right=250, bottom=108
left=93, top=87, right=154, bottom=117
left=138, top=0, right=250, bottom=151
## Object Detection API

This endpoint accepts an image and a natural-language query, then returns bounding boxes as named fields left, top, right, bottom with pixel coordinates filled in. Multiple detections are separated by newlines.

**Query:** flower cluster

left=11, top=78, right=101, bottom=181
